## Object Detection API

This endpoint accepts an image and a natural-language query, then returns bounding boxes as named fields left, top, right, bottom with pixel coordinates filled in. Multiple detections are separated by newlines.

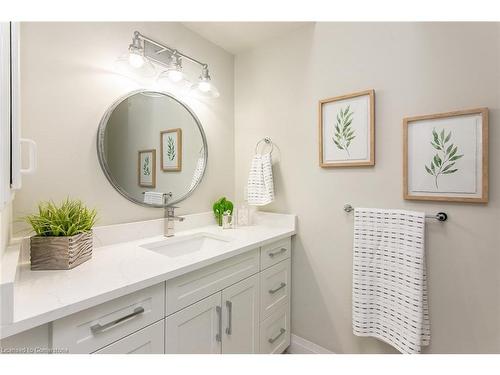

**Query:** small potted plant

left=212, top=197, right=233, bottom=227
left=25, top=199, right=97, bottom=270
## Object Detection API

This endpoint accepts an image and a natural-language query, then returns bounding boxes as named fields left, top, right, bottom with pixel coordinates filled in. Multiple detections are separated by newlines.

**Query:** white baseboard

left=287, top=334, right=334, bottom=354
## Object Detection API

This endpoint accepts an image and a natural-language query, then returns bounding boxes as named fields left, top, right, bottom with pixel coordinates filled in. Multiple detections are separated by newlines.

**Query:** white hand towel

left=189, top=157, right=205, bottom=190
left=247, top=152, right=274, bottom=206
left=143, top=191, right=164, bottom=205
left=352, top=208, right=430, bottom=354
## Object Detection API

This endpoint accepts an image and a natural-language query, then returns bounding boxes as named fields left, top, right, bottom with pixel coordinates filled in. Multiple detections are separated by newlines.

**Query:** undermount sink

left=140, top=233, right=232, bottom=258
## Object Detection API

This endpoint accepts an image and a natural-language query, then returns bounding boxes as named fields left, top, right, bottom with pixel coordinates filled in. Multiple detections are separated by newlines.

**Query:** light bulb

left=128, top=51, right=145, bottom=68
left=166, top=69, right=184, bottom=83
left=191, top=79, right=220, bottom=98
left=190, top=66, right=220, bottom=98
left=198, top=81, right=211, bottom=92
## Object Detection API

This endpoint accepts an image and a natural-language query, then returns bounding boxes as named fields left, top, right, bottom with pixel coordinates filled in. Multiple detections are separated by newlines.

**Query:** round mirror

left=97, top=90, right=207, bottom=207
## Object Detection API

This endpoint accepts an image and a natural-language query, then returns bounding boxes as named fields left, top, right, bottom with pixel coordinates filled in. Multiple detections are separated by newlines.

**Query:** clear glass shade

left=157, top=68, right=188, bottom=84
left=128, top=51, right=145, bottom=68
left=113, top=54, right=156, bottom=79
left=190, top=79, right=220, bottom=98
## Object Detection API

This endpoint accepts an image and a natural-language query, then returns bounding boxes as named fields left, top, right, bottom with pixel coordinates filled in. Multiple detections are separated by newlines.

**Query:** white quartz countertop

left=0, top=212, right=296, bottom=339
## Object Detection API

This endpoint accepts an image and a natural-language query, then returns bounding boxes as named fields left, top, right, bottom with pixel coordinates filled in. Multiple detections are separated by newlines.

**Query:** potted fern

left=25, top=199, right=97, bottom=270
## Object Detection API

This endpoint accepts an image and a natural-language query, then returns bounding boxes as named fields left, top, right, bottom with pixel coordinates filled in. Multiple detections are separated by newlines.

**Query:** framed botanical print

left=138, top=149, right=156, bottom=188
left=319, top=89, right=375, bottom=167
left=403, top=108, right=488, bottom=203
left=161, top=128, right=182, bottom=172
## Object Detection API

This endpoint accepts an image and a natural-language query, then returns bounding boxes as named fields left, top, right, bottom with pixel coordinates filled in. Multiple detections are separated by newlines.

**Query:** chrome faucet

left=163, top=192, right=184, bottom=237
left=164, top=206, right=185, bottom=237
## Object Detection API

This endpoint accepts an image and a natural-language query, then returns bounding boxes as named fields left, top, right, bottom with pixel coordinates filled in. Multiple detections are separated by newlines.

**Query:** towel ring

left=255, top=137, right=274, bottom=155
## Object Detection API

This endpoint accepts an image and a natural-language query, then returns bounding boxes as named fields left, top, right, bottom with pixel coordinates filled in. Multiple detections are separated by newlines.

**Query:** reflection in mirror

left=97, top=90, right=207, bottom=207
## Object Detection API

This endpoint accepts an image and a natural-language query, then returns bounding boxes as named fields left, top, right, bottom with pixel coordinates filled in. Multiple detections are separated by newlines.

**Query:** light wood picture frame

left=161, top=128, right=182, bottom=172
left=138, top=149, right=156, bottom=188
left=319, top=89, right=375, bottom=167
left=403, top=108, right=488, bottom=203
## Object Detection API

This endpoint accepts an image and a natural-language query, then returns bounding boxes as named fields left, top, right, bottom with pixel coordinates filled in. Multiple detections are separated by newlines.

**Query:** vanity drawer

left=260, top=258, right=290, bottom=320
left=260, top=237, right=291, bottom=270
left=52, top=283, right=165, bottom=354
left=93, top=320, right=164, bottom=354
left=259, top=303, right=290, bottom=354
left=166, top=248, right=259, bottom=315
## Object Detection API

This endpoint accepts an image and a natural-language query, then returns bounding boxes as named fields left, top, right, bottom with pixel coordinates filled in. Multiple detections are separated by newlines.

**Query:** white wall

left=235, top=22, right=500, bottom=353
left=14, top=22, right=234, bottom=231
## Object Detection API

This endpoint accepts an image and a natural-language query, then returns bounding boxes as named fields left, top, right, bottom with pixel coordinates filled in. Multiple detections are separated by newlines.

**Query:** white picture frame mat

left=321, top=94, right=370, bottom=163
left=407, top=114, right=483, bottom=198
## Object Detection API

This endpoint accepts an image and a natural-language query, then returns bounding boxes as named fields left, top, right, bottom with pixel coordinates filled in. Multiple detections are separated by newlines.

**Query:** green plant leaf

left=431, top=142, right=441, bottom=150
left=332, top=105, right=355, bottom=155
left=425, top=165, right=433, bottom=175
left=449, top=154, right=464, bottom=161
left=442, top=162, right=455, bottom=172
left=432, top=129, right=439, bottom=144
left=23, top=198, right=97, bottom=237
left=443, top=169, right=458, bottom=174
left=445, top=131, right=451, bottom=143
left=434, top=154, right=442, bottom=167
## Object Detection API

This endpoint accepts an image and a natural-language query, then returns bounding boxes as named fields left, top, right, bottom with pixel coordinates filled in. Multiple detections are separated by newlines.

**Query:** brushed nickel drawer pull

left=268, top=328, right=286, bottom=344
left=216, top=305, right=222, bottom=342
left=90, top=306, right=145, bottom=334
left=225, top=300, right=232, bottom=335
left=268, top=248, right=287, bottom=258
left=268, top=282, right=286, bottom=294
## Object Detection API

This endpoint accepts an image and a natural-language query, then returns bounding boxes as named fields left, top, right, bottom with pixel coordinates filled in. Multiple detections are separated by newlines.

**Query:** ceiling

left=182, top=22, right=313, bottom=54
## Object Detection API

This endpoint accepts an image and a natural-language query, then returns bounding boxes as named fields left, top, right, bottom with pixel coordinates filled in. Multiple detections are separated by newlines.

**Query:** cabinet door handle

left=225, top=300, right=232, bottom=335
left=268, top=248, right=287, bottom=258
left=268, top=328, right=286, bottom=344
left=19, top=138, right=37, bottom=175
left=216, top=306, right=222, bottom=342
left=268, top=282, right=286, bottom=294
left=90, top=306, right=144, bottom=335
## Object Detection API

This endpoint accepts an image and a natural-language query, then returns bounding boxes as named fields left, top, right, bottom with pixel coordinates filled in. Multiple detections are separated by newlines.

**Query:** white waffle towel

left=247, top=153, right=274, bottom=206
left=143, top=191, right=164, bottom=205
left=352, top=208, right=430, bottom=354
left=189, top=157, right=205, bottom=190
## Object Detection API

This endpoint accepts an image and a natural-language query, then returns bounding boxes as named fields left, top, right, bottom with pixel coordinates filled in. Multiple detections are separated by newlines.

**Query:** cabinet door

left=222, top=274, right=260, bottom=354
left=94, top=320, right=164, bottom=354
left=165, top=293, right=222, bottom=354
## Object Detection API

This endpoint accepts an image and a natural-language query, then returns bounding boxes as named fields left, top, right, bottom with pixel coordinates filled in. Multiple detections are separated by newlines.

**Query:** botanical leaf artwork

left=143, top=155, right=151, bottom=176
left=167, top=136, right=176, bottom=161
left=333, top=105, right=355, bottom=157
left=425, top=128, right=464, bottom=189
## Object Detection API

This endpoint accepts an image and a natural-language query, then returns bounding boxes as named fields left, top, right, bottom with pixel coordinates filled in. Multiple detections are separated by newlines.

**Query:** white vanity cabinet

left=52, top=283, right=165, bottom=354
left=221, top=273, right=260, bottom=353
left=94, top=320, right=164, bottom=354
left=165, top=274, right=260, bottom=354
left=1, top=236, right=292, bottom=355
left=165, top=237, right=291, bottom=354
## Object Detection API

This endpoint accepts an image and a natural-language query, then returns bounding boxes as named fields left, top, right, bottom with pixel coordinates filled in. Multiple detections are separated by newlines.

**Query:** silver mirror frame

left=96, top=89, right=208, bottom=208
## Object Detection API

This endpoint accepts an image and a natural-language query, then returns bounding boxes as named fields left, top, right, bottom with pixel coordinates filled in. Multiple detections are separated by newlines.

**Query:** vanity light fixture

left=190, top=66, right=220, bottom=98
left=128, top=32, right=145, bottom=68
left=161, top=53, right=186, bottom=83
left=126, top=31, right=220, bottom=98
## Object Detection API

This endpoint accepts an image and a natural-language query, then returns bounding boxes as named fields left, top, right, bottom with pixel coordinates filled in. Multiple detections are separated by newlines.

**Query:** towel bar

left=343, top=204, right=447, bottom=222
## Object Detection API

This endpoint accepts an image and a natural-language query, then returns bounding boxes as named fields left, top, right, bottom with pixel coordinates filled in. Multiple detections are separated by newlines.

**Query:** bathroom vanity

left=0, top=84, right=295, bottom=354
left=0, top=212, right=295, bottom=354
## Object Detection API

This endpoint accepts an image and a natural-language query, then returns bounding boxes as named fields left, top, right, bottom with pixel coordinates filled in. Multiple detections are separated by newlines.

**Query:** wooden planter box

left=30, top=231, right=93, bottom=270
